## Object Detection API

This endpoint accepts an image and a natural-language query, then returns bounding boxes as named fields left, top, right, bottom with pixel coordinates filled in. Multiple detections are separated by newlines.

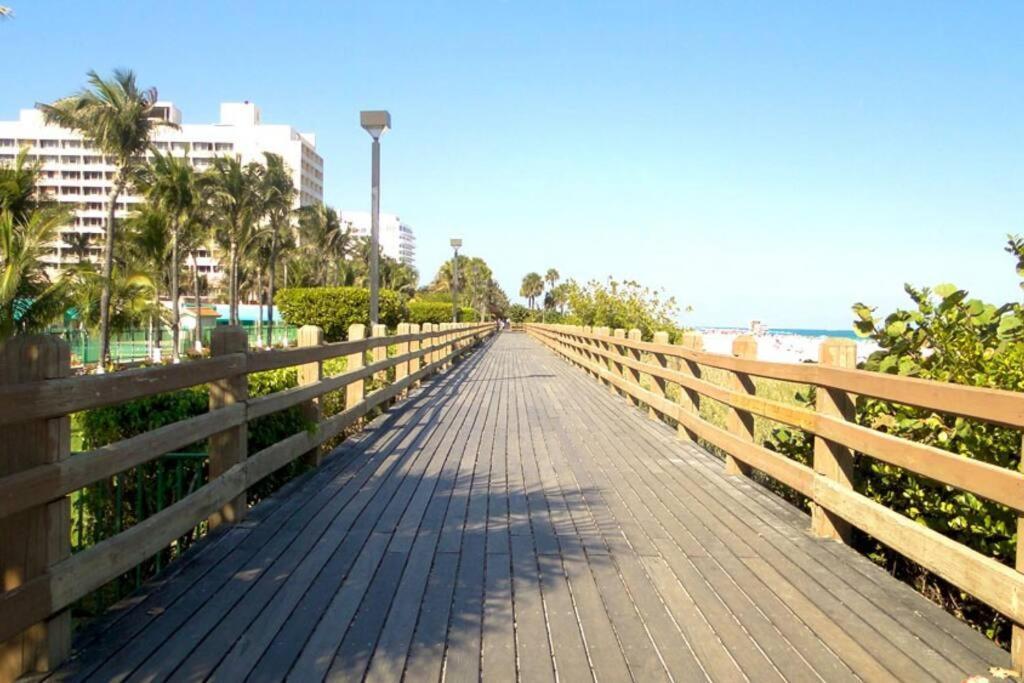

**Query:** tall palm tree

left=545, top=268, right=560, bottom=291
left=39, top=69, right=175, bottom=368
left=0, top=148, right=48, bottom=221
left=123, top=205, right=170, bottom=357
left=206, top=156, right=264, bottom=325
left=261, top=153, right=295, bottom=343
left=298, top=203, right=349, bottom=286
left=134, top=149, right=197, bottom=362
left=520, top=272, right=544, bottom=310
left=180, top=184, right=215, bottom=350
left=542, top=268, right=560, bottom=321
left=0, top=207, right=71, bottom=338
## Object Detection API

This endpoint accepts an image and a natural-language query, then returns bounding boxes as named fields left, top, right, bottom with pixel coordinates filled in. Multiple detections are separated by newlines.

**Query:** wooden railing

left=0, top=321, right=494, bottom=681
left=527, top=322, right=1024, bottom=669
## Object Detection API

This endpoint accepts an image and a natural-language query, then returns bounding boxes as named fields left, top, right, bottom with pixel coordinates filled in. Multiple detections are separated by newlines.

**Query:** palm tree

left=0, top=208, right=72, bottom=338
left=0, top=148, right=48, bottom=221
left=123, top=205, right=170, bottom=358
left=381, top=259, right=418, bottom=299
left=261, top=153, right=295, bottom=344
left=180, top=186, right=215, bottom=351
left=206, top=156, right=264, bottom=325
left=520, top=272, right=544, bottom=310
left=298, top=203, right=349, bottom=286
left=62, top=231, right=93, bottom=264
left=542, top=268, right=560, bottom=321
left=134, top=149, right=198, bottom=361
left=39, top=69, right=175, bottom=368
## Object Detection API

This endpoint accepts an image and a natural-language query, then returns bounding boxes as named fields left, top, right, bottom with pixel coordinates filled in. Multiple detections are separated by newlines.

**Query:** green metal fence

left=55, top=324, right=299, bottom=366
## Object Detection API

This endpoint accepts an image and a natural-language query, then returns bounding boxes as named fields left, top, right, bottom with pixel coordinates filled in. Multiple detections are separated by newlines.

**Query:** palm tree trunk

left=268, top=241, right=277, bottom=347
left=192, top=251, right=202, bottom=351
left=170, top=223, right=180, bottom=363
left=98, top=179, right=124, bottom=371
left=256, top=267, right=264, bottom=348
left=229, top=240, right=238, bottom=325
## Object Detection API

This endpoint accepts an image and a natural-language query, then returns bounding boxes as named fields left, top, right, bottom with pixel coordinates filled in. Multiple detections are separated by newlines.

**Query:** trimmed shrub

left=275, top=287, right=406, bottom=340
left=407, top=300, right=479, bottom=325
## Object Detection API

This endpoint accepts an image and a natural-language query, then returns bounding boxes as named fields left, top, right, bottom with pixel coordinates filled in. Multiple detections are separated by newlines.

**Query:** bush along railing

left=526, top=323, right=1024, bottom=671
left=0, top=321, right=494, bottom=681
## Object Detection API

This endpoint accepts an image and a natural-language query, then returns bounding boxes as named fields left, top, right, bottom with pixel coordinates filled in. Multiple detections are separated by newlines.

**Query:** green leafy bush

left=507, top=304, right=535, bottom=323
left=766, top=236, right=1024, bottom=646
left=407, top=300, right=477, bottom=325
left=566, top=277, right=684, bottom=340
left=275, top=286, right=406, bottom=340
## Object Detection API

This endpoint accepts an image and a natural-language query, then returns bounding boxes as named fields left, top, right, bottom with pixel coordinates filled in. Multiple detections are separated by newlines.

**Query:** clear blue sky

left=3, top=2, right=1022, bottom=328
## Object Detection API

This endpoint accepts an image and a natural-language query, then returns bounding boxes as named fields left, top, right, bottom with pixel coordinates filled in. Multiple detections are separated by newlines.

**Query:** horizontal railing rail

left=0, top=320, right=494, bottom=679
left=526, top=322, right=1024, bottom=669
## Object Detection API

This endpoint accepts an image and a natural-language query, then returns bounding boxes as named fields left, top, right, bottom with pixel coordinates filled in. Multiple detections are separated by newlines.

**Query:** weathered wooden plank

left=562, top=356, right=962, bottom=681
left=253, top=352, right=491, bottom=683
left=0, top=405, right=245, bottom=519
left=0, top=353, right=245, bottom=425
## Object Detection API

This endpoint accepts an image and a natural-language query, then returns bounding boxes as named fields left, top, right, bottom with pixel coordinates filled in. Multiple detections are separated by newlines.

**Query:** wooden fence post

left=650, top=331, right=670, bottom=420
left=408, top=323, right=421, bottom=387
left=724, top=335, right=757, bottom=477
left=421, top=323, right=434, bottom=367
left=0, top=336, right=71, bottom=681
left=371, top=323, right=387, bottom=385
left=594, top=326, right=611, bottom=388
left=811, top=338, right=857, bottom=543
left=395, top=323, right=410, bottom=392
left=207, top=326, right=248, bottom=529
left=676, top=331, right=703, bottom=441
left=1016, top=435, right=1024, bottom=674
left=625, top=328, right=643, bottom=407
left=611, top=328, right=627, bottom=396
left=439, top=323, right=450, bottom=368
left=346, top=324, right=366, bottom=409
left=297, top=325, right=324, bottom=467
left=581, top=326, right=597, bottom=379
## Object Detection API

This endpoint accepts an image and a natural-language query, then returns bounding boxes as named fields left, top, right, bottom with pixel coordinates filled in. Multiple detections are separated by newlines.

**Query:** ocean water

left=700, top=326, right=861, bottom=340
left=769, top=328, right=860, bottom=340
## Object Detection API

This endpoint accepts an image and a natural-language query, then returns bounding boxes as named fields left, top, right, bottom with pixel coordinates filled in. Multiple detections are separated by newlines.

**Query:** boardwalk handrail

left=526, top=322, right=1024, bottom=668
left=0, top=320, right=494, bottom=679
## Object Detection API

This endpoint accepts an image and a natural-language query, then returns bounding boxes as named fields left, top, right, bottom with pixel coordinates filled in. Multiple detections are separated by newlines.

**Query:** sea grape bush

left=767, top=235, right=1024, bottom=645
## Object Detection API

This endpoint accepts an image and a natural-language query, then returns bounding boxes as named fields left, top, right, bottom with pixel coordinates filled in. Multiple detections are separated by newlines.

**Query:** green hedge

left=275, top=287, right=405, bottom=341
left=407, top=300, right=478, bottom=325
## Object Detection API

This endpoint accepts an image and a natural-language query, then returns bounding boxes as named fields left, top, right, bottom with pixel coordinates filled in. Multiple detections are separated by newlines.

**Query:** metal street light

left=450, top=238, right=462, bottom=322
left=360, top=110, right=391, bottom=326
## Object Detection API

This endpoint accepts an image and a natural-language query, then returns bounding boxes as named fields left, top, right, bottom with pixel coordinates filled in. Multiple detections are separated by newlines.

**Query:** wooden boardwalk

left=52, top=332, right=1008, bottom=682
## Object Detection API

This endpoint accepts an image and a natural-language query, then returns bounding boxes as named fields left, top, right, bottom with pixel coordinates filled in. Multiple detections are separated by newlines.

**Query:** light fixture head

left=450, top=238, right=463, bottom=248
left=360, top=110, right=391, bottom=140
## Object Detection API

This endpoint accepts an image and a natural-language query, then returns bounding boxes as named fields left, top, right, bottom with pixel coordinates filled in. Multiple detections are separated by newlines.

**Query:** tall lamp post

left=360, top=110, right=391, bottom=326
left=450, top=238, right=462, bottom=322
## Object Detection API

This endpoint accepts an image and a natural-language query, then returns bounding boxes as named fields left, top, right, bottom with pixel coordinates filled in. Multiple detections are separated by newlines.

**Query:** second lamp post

left=450, top=238, right=462, bottom=322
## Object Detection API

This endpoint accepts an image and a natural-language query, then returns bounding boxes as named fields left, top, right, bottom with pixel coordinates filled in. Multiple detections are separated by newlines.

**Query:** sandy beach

left=699, top=328, right=880, bottom=364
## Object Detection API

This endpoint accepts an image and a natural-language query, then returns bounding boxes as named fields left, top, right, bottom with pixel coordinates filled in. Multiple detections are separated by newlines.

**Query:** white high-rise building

left=0, top=101, right=323, bottom=281
left=342, top=211, right=416, bottom=267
